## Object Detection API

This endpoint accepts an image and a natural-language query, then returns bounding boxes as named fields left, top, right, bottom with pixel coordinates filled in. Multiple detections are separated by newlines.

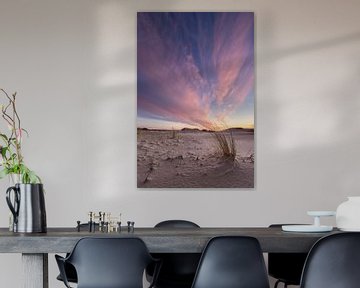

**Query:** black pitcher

left=6, top=183, right=47, bottom=233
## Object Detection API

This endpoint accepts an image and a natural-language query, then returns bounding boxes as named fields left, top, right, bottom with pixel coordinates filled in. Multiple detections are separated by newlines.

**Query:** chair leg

left=274, top=280, right=289, bottom=288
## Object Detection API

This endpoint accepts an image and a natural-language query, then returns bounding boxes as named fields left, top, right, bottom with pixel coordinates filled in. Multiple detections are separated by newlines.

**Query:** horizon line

left=137, top=126, right=254, bottom=131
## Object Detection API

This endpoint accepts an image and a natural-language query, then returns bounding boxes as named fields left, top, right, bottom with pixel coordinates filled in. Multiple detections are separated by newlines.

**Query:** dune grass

left=170, top=128, right=179, bottom=139
left=212, top=130, right=237, bottom=161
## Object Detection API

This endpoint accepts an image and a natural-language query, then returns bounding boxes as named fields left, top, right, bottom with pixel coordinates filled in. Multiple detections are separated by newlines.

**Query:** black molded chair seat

left=147, top=220, right=201, bottom=288
left=268, top=224, right=308, bottom=288
left=300, top=232, right=360, bottom=288
left=56, top=237, right=160, bottom=288
left=191, top=236, right=270, bottom=288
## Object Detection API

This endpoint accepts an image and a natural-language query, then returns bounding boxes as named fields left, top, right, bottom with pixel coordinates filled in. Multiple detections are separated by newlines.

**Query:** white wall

left=0, top=0, right=360, bottom=287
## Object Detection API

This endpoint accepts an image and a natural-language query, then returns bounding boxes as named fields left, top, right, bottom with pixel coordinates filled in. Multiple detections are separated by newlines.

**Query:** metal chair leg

left=274, top=280, right=289, bottom=288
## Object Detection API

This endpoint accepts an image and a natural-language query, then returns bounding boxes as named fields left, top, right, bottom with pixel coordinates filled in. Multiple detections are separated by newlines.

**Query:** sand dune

left=137, top=129, right=254, bottom=188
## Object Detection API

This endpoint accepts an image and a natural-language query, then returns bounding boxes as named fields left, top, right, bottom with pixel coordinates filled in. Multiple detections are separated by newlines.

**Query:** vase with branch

left=0, top=88, right=46, bottom=233
left=0, top=88, right=40, bottom=184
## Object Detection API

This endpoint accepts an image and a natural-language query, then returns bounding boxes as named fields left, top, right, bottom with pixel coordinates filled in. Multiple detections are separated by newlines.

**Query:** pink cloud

left=138, top=12, right=254, bottom=129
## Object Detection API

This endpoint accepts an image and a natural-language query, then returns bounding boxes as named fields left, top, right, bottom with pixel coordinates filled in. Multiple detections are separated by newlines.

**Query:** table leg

left=22, top=253, right=48, bottom=288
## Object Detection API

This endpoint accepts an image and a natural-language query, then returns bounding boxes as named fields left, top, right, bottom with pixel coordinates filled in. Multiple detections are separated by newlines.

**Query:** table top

left=0, top=227, right=340, bottom=254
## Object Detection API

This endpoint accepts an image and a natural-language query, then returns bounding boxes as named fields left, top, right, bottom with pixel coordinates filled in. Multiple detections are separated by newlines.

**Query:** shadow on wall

left=257, top=11, right=360, bottom=213
left=262, top=31, right=360, bottom=63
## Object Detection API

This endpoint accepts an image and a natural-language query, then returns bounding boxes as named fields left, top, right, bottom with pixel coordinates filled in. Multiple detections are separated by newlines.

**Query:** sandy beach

left=137, top=129, right=254, bottom=188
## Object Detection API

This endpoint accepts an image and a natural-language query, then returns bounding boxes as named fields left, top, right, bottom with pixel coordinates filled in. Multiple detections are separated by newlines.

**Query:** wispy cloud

left=137, top=12, right=254, bottom=129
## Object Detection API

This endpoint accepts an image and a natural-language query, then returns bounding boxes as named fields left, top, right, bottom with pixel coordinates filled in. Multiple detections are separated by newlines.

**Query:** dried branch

left=0, top=88, right=40, bottom=183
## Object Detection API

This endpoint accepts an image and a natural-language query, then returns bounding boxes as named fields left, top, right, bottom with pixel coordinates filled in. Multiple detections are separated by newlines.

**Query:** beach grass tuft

left=169, top=127, right=179, bottom=139
left=212, top=130, right=237, bottom=161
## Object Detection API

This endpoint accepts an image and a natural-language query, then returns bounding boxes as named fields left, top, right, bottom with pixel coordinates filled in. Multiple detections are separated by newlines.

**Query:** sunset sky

left=137, top=12, right=254, bottom=130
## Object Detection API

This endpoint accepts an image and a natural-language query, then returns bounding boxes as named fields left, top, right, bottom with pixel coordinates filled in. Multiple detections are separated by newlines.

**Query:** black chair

left=154, top=220, right=200, bottom=229
left=268, top=224, right=308, bottom=288
left=300, top=232, right=360, bottom=288
left=146, top=220, right=201, bottom=288
left=55, top=237, right=160, bottom=288
left=56, top=262, right=77, bottom=284
left=191, top=236, right=270, bottom=288
left=56, top=223, right=99, bottom=284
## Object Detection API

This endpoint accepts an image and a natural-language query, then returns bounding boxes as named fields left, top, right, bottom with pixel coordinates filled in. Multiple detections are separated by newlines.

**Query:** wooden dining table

left=0, top=226, right=339, bottom=288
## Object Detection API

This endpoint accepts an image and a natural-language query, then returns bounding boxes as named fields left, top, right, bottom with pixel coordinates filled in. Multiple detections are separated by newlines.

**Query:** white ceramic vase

left=336, top=197, right=360, bottom=231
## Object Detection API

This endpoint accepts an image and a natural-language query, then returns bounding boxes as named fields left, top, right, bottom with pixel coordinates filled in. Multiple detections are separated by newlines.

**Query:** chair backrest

left=66, top=237, right=154, bottom=288
left=155, top=219, right=200, bottom=228
left=191, top=236, right=270, bottom=288
left=300, top=232, right=360, bottom=288
left=150, top=220, right=201, bottom=287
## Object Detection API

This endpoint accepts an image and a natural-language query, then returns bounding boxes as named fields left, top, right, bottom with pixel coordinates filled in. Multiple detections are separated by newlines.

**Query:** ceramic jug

left=336, top=196, right=360, bottom=231
left=6, top=183, right=47, bottom=233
